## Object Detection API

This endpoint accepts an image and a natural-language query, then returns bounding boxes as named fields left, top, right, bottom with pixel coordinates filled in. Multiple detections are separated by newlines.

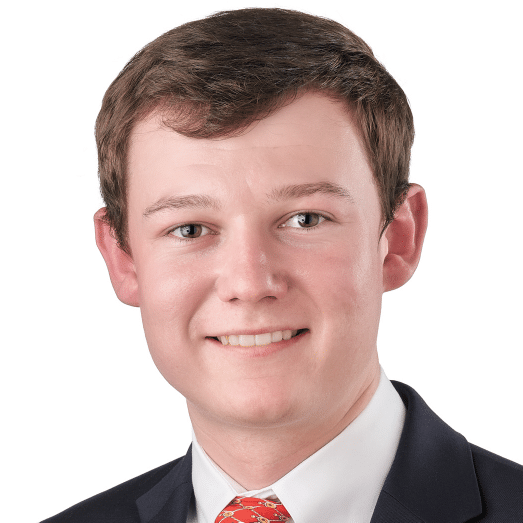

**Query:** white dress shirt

left=187, top=366, right=405, bottom=523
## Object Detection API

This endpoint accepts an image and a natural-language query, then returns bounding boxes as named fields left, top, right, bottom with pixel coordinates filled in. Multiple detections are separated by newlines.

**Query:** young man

left=43, top=8, right=523, bottom=523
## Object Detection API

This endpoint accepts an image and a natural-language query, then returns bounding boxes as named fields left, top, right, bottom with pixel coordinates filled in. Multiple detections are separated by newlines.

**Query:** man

left=42, top=8, right=523, bottom=523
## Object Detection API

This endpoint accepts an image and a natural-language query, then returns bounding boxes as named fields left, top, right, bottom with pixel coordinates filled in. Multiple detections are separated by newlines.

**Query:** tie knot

left=215, top=496, right=291, bottom=523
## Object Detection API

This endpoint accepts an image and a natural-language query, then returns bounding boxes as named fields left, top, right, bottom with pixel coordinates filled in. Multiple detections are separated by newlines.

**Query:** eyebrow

left=267, top=181, right=354, bottom=203
left=143, top=181, right=353, bottom=218
left=143, top=194, right=221, bottom=218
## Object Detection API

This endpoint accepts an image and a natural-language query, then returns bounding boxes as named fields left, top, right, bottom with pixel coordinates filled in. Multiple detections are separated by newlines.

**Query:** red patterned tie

left=215, top=496, right=291, bottom=523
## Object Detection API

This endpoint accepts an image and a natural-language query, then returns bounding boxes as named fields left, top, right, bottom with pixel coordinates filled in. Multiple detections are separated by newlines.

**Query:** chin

left=202, top=385, right=304, bottom=429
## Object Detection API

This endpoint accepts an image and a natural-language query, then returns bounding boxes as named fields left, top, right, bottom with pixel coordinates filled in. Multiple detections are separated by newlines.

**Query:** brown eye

left=297, top=213, right=320, bottom=227
left=283, top=212, right=325, bottom=229
left=170, top=224, right=210, bottom=239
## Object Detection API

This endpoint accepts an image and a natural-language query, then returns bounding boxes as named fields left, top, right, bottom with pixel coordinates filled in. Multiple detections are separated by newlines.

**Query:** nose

left=215, top=227, right=288, bottom=303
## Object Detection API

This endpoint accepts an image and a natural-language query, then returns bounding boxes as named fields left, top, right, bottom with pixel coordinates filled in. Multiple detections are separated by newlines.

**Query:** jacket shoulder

left=40, top=458, right=183, bottom=523
left=470, top=444, right=523, bottom=520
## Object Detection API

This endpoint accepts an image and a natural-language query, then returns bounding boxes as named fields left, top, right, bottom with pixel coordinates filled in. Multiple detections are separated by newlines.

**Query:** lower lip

left=207, top=330, right=309, bottom=357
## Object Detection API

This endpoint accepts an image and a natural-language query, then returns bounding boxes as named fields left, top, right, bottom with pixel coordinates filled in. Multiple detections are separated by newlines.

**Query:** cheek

left=308, top=241, right=382, bottom=311
left=135, top=252, right=209, bottom=358
left=136, top=263, right=206, bottom=394
left=138, top=248, right=204, bottom=306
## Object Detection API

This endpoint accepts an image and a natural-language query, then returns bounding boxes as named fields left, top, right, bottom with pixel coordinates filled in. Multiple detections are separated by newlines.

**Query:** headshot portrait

left=2, top=1, right=521, bottom=522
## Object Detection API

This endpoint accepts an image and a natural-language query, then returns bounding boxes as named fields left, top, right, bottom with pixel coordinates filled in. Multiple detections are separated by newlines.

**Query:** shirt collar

left=191, top=366, right=405, bottom=523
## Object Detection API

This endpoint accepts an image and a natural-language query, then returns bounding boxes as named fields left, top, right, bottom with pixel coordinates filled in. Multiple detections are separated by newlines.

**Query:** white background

left=2, top=1, right=522, bottom=521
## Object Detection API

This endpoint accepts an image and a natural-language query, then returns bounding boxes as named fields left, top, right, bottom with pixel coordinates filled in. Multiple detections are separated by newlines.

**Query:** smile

left=211, top=329, right=308, bottom=347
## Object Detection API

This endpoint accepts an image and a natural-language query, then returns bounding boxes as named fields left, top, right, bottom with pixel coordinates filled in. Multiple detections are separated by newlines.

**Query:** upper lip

left=209, top=327, right=308, bottom=337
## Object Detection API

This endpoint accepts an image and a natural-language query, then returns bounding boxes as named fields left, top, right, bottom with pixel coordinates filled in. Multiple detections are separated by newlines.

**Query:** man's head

left=95, top=8, right=414, bottom=255
left=94, top=8, right=427, bottom=447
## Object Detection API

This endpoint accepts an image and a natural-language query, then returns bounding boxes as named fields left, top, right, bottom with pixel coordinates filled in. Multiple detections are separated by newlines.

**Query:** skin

left=95, top=93, right=428, bottom=489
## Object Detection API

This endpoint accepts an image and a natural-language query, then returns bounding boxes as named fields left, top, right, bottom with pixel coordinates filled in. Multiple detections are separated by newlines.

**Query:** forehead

left=127, top=93, right=376, bottom=210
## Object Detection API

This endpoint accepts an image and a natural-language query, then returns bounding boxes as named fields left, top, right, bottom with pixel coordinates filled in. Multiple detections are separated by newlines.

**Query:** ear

left=94, top=208, right=139, bottom=306
left=382, top=184, right=428, bottom=292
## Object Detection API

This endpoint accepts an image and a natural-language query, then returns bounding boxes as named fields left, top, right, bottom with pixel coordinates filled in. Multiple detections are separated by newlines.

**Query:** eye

left=169, top=223, right=212, bottom=240
left=281, top=212, right=327, bottom=229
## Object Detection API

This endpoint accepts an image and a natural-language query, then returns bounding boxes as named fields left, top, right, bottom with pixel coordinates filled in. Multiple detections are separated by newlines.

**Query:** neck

left=188, top=364, right=381, bottom=490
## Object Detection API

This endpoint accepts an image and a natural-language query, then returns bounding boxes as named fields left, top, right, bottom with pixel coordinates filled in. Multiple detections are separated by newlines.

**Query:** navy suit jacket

left=41, top=381, right=523, bottom=522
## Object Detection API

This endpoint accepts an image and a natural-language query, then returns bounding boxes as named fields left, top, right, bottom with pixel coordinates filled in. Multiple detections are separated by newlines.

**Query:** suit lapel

left=136, top=445, right=194, bottom=523
left=370, top=490, right=424, bottom=523
left=371, top=382, right=483, bottom=523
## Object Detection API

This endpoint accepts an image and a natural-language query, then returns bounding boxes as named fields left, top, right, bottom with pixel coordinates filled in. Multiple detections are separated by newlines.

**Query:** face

left=126, top=93, right=387, bottom=432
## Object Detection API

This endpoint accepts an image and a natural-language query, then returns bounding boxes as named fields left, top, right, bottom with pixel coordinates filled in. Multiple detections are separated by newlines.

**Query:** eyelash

left=167, top=211, right=330, bottom=242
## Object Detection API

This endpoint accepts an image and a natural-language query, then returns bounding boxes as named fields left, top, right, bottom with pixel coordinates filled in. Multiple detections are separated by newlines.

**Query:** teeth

left=218, top=329, right=300, bottom=346
left=255, top=333, right=272, bottom=346
left=271, top=331, right=283, bottom=343
left=239, top=335, right=255, bottom=347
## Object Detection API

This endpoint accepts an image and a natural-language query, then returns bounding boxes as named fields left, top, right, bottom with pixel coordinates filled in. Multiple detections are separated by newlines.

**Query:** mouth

left=207, top=328, right=309, bottom=347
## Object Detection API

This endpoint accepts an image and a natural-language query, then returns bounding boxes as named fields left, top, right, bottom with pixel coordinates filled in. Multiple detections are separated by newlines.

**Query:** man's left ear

left=382, top=183, right=428, bottom=292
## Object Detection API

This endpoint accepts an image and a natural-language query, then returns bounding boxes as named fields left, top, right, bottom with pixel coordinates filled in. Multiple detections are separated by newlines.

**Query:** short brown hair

left=96, top=8, right=413, bottom=253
